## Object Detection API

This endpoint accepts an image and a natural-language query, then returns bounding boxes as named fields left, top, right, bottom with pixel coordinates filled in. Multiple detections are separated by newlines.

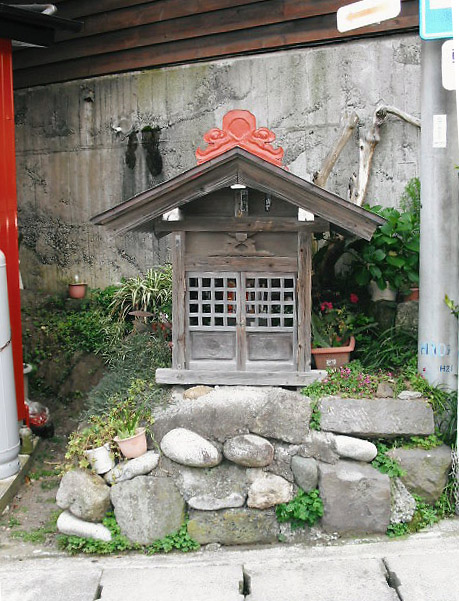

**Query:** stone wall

left=56, top=386, right=452, bottom=547
left=15, top=34, right=421, bottom=292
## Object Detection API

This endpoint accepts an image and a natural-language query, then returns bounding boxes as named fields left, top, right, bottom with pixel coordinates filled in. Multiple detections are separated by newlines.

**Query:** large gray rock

left=152, top=386, right=312, bottom=444
left=167, top=461, right=249, bottom=506
left=390, top=477, right=416, bottom=524
left=160, top=428, right=222, bottom=467
left=56, top=510, right=112, bottom=542
left=104, top=451, right=160, bottom=485
left=387, top=445, right=452, bottom=504
left=334, top=435, right=378, bottom=462
left=320, top=397, right=434, bottom=438
left=223, top=434, right=274, bottom=467
left=247, top=472, right=293, bottom=509
left=297, top=431, right=339, bottom=464
left=56, top=469, right=111, bottom=522
left=110, top=476, right=185, bottom=544
left=319, top=460, right=391, bottom=534
left=291, top=456, right=318, bottom=492
left=187, top=508, right=279, bottom=545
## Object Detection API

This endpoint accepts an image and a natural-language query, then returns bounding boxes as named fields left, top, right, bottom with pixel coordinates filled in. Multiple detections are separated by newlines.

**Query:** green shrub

left=275, top=489, right=323, bottom=530
left=84, top=332, right=171, bottom=417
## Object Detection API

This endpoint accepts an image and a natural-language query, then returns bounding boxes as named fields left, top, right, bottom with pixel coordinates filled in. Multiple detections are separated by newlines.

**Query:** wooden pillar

left=171, top=231, right=186, bottom=369
left=0, top=39, right=25, bottom=420
left=297, top=230, right=312, bottom=371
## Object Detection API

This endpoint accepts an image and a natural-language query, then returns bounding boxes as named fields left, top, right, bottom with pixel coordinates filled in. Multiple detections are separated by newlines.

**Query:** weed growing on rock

left=57, top=513, right=199, bottom=556
left=371, top=442, right=405, bottom=478
left=309, top=401, right=321, bottom=431
left=275, top=489, right=323, bottom=530
left=386, top=491, right=453, bottom=538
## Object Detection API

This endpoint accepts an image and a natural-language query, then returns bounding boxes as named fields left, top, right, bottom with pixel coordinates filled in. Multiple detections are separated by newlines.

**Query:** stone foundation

left=56, top=386, right=451, bottom=547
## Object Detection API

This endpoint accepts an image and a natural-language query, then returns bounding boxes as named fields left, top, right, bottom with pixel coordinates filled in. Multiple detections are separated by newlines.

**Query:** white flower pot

left=85, top=443, right=114, bottom=474
left=369, top=281, right=397, bottom=302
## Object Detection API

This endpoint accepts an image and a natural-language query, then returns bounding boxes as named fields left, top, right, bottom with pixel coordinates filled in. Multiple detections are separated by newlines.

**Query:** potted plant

left=68, top=274, right=88, bottom=299
left=346, top=205, right=419, bottom=301
left=109, top=393, right=155, bottom=459
left=311, top=299, right=374, bottom=369
left=64, top=416, right=115, bottom=474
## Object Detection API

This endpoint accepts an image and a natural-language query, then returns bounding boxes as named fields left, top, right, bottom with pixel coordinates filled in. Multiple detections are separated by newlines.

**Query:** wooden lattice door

left=186, top=271, right=297, bottom=372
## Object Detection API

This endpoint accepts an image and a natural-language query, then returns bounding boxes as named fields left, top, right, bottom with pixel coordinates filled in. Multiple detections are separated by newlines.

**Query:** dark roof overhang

left=0, top=4, right=82, bottom=46
left=91, top=147, right=385, bottom=241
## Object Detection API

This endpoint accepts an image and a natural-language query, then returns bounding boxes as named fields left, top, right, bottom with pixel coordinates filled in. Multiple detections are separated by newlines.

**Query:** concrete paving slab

left=385, top=550, right=459, bottom=601
left=0, top=566, right=102, bottom=601
left=98, top=564, right=244, bottom=601
left=244, top=558, right=399, bottom=601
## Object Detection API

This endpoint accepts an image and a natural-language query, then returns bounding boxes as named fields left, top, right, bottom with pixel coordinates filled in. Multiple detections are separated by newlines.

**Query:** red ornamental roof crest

left=196, top=109, right=285, bottom=167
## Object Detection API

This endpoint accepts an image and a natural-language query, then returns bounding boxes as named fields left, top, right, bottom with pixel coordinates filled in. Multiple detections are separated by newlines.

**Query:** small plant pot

left=114, top=428, right=147, bottom=459
left=85, top=443, right=114, bottom=474
left=403, top=287, right=419, bottom=302
left=68, top=283, right=88, bottom=299
left=312, top=336, right=355, bottom=370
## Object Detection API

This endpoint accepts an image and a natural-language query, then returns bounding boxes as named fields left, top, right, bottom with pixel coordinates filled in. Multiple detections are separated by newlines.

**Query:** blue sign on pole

left=420, top=0, right=453, bottom=40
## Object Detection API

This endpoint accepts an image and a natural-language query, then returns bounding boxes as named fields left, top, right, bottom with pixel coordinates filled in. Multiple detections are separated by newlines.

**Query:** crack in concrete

left=382, top=558, right=403, bottom=600
left=240, top=565, right=251, bottom=598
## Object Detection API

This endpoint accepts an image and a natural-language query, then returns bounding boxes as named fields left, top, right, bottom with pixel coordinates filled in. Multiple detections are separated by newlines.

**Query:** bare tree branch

left=313, top=111, right=359, bottom=188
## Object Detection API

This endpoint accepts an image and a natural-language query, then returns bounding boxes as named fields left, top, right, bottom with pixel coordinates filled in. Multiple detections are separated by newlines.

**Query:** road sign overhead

left=420, top=0, right=453, bottom=40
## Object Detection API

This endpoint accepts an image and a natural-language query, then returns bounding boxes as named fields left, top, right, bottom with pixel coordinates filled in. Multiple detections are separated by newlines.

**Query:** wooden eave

left=91, top=147, right=385, bottom=240
left=0, top=3, right=82, bottom=46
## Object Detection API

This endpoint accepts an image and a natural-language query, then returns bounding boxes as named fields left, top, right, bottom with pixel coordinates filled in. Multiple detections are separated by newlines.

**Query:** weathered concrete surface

left=245, top=558, right=398, bottom=601
left=187, top=508, right=279, bottom=545
left=319, top=398, right=434, bottom=438
left=387, top=445, right=452, bottom=504
left=319, top=460, right=391, bottom=534
left=385, top=552, right=459, bottom=601
left=99, top=565, right=244, bottom=601
left=14, top=35, right=420, bottom=292
left=0, top=565, right=103, bottom=601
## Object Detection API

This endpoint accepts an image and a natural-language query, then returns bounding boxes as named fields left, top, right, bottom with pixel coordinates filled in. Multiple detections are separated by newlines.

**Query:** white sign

left=337, top=0, right=401, bottom=32
left=433, top=114, right=447, bottom=148
left=442, top=40, right=456, bottom=90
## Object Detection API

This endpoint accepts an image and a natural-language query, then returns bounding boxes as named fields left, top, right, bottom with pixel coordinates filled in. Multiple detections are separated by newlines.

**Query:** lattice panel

left=245, top=274, right=295, bottom=328
left=188, top=273, right=238, bottom=327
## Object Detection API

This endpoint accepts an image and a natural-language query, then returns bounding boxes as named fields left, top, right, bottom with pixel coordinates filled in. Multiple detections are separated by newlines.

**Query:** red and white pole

left=0, top=39, right=26, bottom=421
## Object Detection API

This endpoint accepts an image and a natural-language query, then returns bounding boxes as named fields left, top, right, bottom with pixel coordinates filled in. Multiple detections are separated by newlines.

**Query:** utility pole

left=418, top=39, right=459, bottom=389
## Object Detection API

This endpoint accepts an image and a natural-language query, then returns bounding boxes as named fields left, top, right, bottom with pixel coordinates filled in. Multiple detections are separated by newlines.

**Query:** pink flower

left=320, top=301, right=333, bottom=312
left=350, top=293, right=359, bottom=304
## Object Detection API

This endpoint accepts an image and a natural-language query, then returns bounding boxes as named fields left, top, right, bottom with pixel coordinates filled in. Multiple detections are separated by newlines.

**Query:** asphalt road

left=1, top=519, right=459, bottom=601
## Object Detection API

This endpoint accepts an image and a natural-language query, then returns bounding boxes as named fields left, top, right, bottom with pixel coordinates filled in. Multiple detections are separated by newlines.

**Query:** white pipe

left=0, top=250, right=20, bottom=480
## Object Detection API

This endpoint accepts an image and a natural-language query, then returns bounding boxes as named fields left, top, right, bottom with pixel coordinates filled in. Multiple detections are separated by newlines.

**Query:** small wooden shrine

left=92, top=110, right=384, bottom=386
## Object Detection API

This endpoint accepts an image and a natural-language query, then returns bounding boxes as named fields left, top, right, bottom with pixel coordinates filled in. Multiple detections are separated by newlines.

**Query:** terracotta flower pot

left=403, top=287, right=419, bottom=302
left=114, top=428, right=147, bottom=459
left=68, top=283, right=88, bottom=299
left=312, top=336, right=355, bottom=370
left=85, top=443, right=114, bottom=474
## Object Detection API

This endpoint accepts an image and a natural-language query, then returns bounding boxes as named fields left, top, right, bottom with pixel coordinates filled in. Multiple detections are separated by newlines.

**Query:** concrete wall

left=14, top=34, right=421, bottom=292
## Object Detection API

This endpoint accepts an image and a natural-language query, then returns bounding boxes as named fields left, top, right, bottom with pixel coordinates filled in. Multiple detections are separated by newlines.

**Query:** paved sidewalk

left=1, top=520, right=459, bottom=601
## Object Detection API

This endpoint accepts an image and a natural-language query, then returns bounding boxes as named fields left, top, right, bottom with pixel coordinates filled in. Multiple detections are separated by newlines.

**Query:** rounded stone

left=223, top=434, right=274, bottom=467
left=247, top=473, right=293, bottom=509
left=334, top=435, right=378, bottom=462
left=57, top=510, right=112, bottom=542
left=291, top=456, right=318, bottom=492
left=56, top=469, right=111, bottom=522
left=160, top=428, right=222, bottom=467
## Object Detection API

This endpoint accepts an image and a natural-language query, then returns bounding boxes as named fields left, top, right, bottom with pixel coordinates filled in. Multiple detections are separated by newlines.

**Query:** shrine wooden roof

left=91, top=146, right=385, bottom=240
